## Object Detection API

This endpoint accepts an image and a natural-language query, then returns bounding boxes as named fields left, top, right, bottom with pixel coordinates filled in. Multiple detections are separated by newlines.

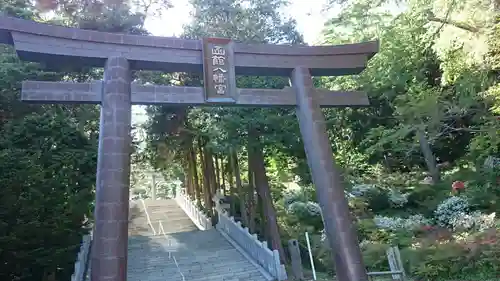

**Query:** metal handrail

left=157, top=220, right=185, bottom=281
left=140, top=199, right=156, bottom=235
left=139, top=202, right=185, bottom=281
left=158, top=221, right=166, bottom=236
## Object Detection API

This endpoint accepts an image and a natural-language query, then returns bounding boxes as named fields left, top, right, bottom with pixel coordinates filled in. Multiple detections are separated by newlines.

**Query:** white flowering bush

left=305, top=201, right=322, bottom=216
left=283, top=190, right=304, bottom=207
left=434, top=196, right=470, bottom=227
left=350, top=184, right=377, bottom=197
left=287, top=201, right=323, bottom=229
left=320, top=229, right=327, bottom=242
left=287, top=201, right=322, bottom=217
left=449, top=211, right=496, bottom=231
left=374, top=214, right=430, bottom=231
left=388, top=189, right=409, bottom=207
left=350, top=184, right=408, bottom=209
left=287, top=201, right=306, bottom=213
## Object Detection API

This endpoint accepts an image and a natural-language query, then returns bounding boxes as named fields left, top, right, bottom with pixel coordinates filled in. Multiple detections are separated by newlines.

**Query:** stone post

left=288, top=239, right=304, bottom=280
left=291, top=67, right=368, bottom=281
left=91, top=57, right=132, bottom=281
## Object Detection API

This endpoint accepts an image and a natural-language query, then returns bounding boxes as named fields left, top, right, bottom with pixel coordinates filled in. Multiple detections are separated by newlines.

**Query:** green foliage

left=357, top=219, right=392, bottom=243
left=0, top=111, right=96, bottom=281
left=145, top=0, right=307, bottom=184
left=399, top=230, right=500, bottom=280
left=363, top=188, right=392, bottom=213
left=406, top=185, right=448, bottom=216
left=361, top=242, right=391, bottom=271
left=464, top=166, right=500, bottom=211
left=0, top=0, right=154, bottom=279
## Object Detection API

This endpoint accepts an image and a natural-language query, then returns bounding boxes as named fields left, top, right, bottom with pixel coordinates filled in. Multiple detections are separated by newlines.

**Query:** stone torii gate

left=0, top=17, right=378, bottom=281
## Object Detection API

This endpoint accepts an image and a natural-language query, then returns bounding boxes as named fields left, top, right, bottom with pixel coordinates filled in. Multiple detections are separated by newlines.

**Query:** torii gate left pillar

left=91, top=57, right=132, bottom=281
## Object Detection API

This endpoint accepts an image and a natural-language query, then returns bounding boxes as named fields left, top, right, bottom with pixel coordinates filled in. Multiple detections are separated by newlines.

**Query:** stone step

left=128, top=267, right=265, bottom=281
left=143, top=199, right=178, bottom=204
left=148, top=217, right=195, bottom=224
left=128, top=233, right=233, bottom=249
left=145, top=213, right=196, bottom=221
left=128, top=271, right=267, bottom=281
left=128, top=257, right=254, bottom=272
left=128, top=248, right=246, bottom=264
left=128, top=241, right=235, bottom=254
left=129, top=219, right=197, bottom=234
left=127, top=257, right=266, bottom=279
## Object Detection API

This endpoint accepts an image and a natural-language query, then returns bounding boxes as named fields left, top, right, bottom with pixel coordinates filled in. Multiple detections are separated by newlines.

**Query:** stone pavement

left=127, top=199, right=271, bottom=281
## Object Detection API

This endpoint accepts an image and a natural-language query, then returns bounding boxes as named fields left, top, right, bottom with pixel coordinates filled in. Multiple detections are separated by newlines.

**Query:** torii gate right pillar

left=291, top=67, right=368, bottom=281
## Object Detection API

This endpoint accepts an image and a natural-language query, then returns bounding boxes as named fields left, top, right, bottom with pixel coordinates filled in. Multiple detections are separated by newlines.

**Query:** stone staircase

left=127, top=199, right=272, bottom=281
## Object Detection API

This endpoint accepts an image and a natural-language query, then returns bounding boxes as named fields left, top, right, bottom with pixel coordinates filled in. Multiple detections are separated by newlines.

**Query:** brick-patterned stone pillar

left=291, top=67, right=368, bottom=281
left=91, top=57, right=132, bottom=281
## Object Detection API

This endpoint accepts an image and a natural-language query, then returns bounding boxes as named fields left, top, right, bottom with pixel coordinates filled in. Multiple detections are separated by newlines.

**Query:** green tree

left=0, top=111, right=96, bottom=281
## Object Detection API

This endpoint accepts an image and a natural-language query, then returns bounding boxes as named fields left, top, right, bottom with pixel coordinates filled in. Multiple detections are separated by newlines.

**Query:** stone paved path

left=127, top=199, right=271, bottom=281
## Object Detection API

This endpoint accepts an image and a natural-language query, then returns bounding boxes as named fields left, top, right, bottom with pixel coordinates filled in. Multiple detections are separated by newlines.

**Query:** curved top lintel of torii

left=0, top=16, right=379, bottom=76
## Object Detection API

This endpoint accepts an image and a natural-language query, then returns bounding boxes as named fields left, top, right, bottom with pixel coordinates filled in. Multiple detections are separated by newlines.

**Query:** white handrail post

left=212, top=190, right=287, bottom=280
left=140, top=199, right=156, bottom=235
left=174, top=187, right=212, bottom=230
left=272, top=249, right=281, bottom=278
left=305, top=232, right=317, bottom=281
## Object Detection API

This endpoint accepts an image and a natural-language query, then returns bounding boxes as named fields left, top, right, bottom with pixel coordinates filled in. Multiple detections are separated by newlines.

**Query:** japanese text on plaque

left=211, top=45, right=227, bottom=95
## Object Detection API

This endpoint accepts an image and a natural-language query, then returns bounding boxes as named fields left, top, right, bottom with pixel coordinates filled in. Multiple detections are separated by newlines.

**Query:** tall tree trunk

left=199, top=142, right=213, bottom=218
left=206, top=148, right=218, bottom=225
left=246, top=147, right=256, bottom=233
left=230, top=148, right=248, bottom=226
left=214, top=154, right=221, bottom=192
left=257, top=192, right=270, bottom=245
left=186, top=144, right=198, bottom=200
left=189, top=142, right=202, bottom=206
left=227, top=155, right=236, bottom=216
left=186, top=151, right=196, bottom=198
left=183, top=155, right=193, bottom=198
left=416, top=128, right=440, bottom=184
left=196, top=142, right=204, bottom=206
left=207, top=149, right=217, bottom=196
left=221, top=157, right=226, bottom=195
left=248, top=130, right=287, bottom=264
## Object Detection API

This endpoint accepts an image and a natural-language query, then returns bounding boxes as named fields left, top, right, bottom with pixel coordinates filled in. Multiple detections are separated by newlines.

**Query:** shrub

left=287, top=201, right=321, bottom=216
left=287, top=201, right=323, bottom=230
left=357, top=219, right=392, bottom=243
left=283, top=190, right=306, bottom=208
left=374, top=214, right=430, bottom=231
left=402, top=227, right=500, bottom=280
left=360, top=242, right=391, bottom=271
left=449, top=211, right=496, bottom=231
left=404, top=242, right=468, bottom=279
left=406, top=184, right=451, bottom=216
left=348, top=197, right=372, bottom=218
left=387, top=189, right=409, bottom=208
left=434, top=196, right=470, bottom=228
left=350, top=184, right=378, bottom=196
left=472, top=230, right=500, bottom=275
left=364, top=188, right=392, bottom=212
left=464, top=167, right=500, bottom=212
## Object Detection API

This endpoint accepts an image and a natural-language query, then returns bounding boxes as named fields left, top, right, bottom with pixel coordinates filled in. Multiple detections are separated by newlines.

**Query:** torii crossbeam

left=21, top=80, right=369, bottom=107
left=0, top=16, right=378, bottom=281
